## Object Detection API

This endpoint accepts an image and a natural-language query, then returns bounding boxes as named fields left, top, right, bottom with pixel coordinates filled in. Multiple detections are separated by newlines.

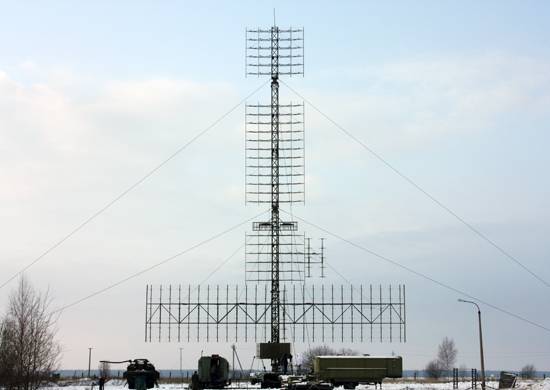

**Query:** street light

left=458, top=299, right=486, bottom=390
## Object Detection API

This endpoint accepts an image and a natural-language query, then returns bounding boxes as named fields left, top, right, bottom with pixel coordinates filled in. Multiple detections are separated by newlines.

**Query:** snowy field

left=41, top=379, right=550, bottom=390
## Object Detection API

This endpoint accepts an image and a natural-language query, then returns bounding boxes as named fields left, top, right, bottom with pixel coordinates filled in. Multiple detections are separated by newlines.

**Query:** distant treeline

left=56, top=369, right=549, bottom=379
left=401, top=370, right=549, bottom=379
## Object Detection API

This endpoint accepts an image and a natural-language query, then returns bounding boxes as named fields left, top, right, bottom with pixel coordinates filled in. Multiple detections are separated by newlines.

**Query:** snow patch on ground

left=357, top=382, right=500, bottom=390
left=41, top=380, right=549, bottom=390
left=517, top=379, right=550, bottom=390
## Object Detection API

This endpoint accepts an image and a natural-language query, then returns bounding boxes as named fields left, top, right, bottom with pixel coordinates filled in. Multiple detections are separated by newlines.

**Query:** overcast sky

left=1, top=0, right=549, bottom=372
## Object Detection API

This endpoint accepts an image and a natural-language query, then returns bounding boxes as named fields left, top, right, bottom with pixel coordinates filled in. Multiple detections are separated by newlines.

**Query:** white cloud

left=0, top=68, right=241, bottom=201
left=19, top=60, right=38, bottom=72
left=0, top=69, right=248, bottom=297
left=303, top=53, right=550, bottom=154
left=91, top=78, right=234, bottom=119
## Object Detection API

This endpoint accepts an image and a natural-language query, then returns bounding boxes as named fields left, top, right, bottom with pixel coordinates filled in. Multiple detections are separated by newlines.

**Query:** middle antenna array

left=245, top=102, right=305, bottom=205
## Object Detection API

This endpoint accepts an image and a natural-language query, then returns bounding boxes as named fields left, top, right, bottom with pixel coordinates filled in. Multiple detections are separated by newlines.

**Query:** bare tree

left=437, top=337, right=458, bottom=375
left=0, top=319, right=17, bottom=388
left=299, top=345, right=336, bottom=372
left=337, top=348, right=359, bottom=357
left=0, top=277, right=61, bottom=390
left=298, top=346, right=359, bottom=372
left=520, top=364, right=536, bottom=379
left=98, top=361, right=111, bottom=379
left=425, top=359, right=443, bottom=380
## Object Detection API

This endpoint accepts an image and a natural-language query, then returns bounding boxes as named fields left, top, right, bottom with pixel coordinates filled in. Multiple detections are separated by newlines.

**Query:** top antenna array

left=246, top=27, right=304, bottom=77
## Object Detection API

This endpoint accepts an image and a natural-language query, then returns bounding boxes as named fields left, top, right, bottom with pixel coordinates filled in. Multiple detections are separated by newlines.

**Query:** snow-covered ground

left=42, top=378, right=550, bottom=390
left=516, top=379, right=550, bottom=390
left=372, top=380, right=550, bottom=390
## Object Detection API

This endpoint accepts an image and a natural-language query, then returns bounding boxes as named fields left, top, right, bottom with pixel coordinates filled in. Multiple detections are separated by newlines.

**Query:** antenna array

left=144, top=21, right=406, bottom=375
left=145, top=284, right=405, bottom=343
left=246, top=28, right=304, bottom=77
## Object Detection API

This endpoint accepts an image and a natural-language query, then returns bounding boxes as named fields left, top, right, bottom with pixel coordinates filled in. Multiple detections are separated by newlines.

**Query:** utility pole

left=179, top=347, right=184, bottom=388
left=231, top=344, right=235, bottom=380
left=458, top=299, right=486, bottom=390
left=88, top=347, right=93, bottom=378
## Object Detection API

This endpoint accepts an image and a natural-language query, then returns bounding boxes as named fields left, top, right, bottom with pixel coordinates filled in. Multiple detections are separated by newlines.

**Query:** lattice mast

left=270, top=25, right=282, bottom=346
left=246, top=23, right=305, bottom=370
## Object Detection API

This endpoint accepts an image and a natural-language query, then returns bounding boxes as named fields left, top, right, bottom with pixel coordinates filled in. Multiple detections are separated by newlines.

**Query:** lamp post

left=458, top=299, right=486, bottom=390
left=88, top=347, right=94, bottom=378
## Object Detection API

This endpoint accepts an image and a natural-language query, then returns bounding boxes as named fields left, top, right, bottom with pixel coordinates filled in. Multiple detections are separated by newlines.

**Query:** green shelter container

left=313, top=355, right=402, bottom=388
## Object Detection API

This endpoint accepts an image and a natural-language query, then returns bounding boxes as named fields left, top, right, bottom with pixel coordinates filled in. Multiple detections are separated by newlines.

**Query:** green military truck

left=313, top=355, right=403, bottom=388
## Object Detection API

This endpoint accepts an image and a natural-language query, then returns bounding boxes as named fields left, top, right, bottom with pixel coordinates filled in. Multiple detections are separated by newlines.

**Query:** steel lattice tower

left=269, top=25, right=282, bottom=346
left=246, top=23, right=306, bottom=370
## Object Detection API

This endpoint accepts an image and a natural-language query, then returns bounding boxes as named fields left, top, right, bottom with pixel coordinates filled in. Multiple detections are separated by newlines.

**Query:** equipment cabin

left=313, top=355, right=402, bottom=388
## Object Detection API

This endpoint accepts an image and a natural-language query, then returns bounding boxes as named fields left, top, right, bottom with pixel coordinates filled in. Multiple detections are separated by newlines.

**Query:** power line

left=52, top=210, right=268, bottom=314
left=281, top=209, right=550, bottom=334
left=195, top=243, right=244, bottom=288
left=0, top=81, right=269, bottom=292
left=280, top=79, right=550, bottom=289
left=147, top=243, right=245, bottom=315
